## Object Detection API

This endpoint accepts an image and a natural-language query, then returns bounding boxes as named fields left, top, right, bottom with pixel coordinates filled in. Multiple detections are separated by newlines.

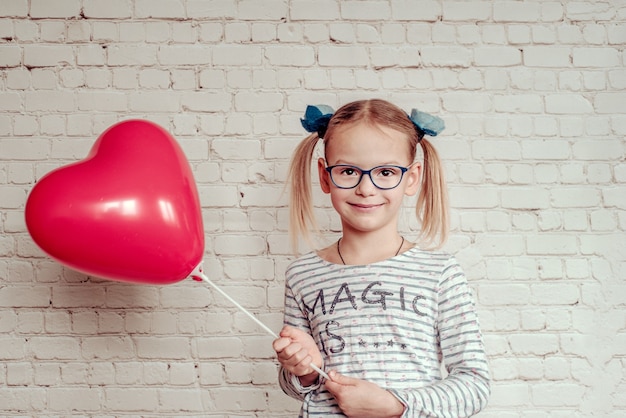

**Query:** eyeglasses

left=325, top=164, right=410, bottom=190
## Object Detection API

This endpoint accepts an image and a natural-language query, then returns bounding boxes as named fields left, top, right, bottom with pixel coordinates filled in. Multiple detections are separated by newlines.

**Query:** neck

left=337, top=232, right=405, bottom=265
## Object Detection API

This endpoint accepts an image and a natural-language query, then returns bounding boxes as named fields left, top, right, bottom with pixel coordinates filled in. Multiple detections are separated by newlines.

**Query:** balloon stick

left=192, top=267, right=329, bottom=380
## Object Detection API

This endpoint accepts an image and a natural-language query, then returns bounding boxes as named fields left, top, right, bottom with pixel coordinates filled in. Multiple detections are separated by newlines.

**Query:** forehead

left=325, top=122, right=413, bottom=164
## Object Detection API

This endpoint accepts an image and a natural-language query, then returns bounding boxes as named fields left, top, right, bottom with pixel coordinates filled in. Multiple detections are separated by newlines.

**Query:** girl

left=273, top=99, right=490, bottom=417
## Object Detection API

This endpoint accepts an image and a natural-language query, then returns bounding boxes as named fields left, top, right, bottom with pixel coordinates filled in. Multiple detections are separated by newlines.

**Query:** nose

left=355, top=172, right=377, bottom=195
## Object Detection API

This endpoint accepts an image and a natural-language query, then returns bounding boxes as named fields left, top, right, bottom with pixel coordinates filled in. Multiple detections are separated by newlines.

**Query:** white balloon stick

left=192, top=267, right=329, bottom=381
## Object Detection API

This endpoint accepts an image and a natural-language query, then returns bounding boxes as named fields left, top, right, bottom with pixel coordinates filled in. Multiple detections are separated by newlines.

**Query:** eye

left=339, top=167, right=359, bottom=176
left=374, top=166, right=400, bottom=177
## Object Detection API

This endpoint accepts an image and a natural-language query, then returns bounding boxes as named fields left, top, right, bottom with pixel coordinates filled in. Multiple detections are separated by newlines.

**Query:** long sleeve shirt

left=278, top=246, right=490, bottom=417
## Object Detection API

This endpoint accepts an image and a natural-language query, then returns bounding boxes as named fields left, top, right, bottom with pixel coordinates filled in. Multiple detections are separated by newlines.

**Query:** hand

left=272, top=326, right=324, bottom=386
left=325, top=371, right=406, bottom=418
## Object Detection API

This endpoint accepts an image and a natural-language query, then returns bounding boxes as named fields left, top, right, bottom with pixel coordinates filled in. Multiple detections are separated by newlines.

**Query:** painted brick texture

left=1, top=0, right=625, bottom=416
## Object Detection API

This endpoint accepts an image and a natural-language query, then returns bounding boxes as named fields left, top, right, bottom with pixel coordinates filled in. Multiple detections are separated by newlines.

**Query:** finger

left=272, top=337, right=291, bottom=353
left=328, top=371, right=355, bottom=385
left=279, top=325, right=298, bottom=338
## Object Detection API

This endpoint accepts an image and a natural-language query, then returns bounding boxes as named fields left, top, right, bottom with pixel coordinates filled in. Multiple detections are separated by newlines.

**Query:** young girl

left=272, top=99, right=490, bottom=417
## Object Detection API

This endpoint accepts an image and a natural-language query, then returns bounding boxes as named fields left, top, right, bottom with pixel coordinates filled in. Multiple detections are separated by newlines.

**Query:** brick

left=159, top=285, right=213, bottom=309
left=524, top=46, right=571, bottom=67
left=291, top=0, right=339, bottom=20
left=196, top=337, right=244, bottom=359
left=235, top=92, right=284, bottom=112
left=48, top=387, right=101, bottom=411
left=421, top=46, right=472, bottom=67
left=7, top=362, right=32, bottom=385
left=77, top=91, right=127, bottom=112
left=494, top=94, right=543, bottom=113
left=531, top=383, right=586, bottom=406
left=159, top=388, right=204, bottom=412
left=187, top=0, right=236, bottom=18
left=608, top=23, right=626, bottom=44
left=476, top=234, right=526, bottom=256
left=494, top=1, right=541, bottom=22
left=104, top=388, right=159, bottom=411
left=510, top=333, right=559, bottom=355
left=448, top=186, right=498, bottom=209
left=527, top=234, right=578, bottom=255
left=102, top=285, right=159, bottom=309
left=135, top=337, right=190, bottom=359
left=240, top=185, right=287, bottom=207
left=29, top=0, right=81, bottom=18
left=441, top=92, right=490, bottom=114
left=542, top=2, right=565, bottom=21
left=573, top=47, right=620, bottom=67
left=0, top=285, right=50, bottom=307
left=213, top=387, right=268, bottom=411
left=24, top=91, right=74, bottom=112
left=0, top=45, right=22, bottom=67
left=521, top=139, right=570, bottom=160
left=532, top=284, right=580, bottom=305
left=197, top=185, right=238, bottom=208
left=318, top=45, right=369, bottom=67
left=181, top=91, right=231, bottom=112
left=157, top=45, right=212, bottom=66
left=478, top=284, right=530, bottom=305
left=474, top=47, right=522, bottom=66
left=391, top=0, right=440, bottom=21
left=265, top=45, right=315, bottom=66
left=135, top=0, right=185, bottom=19
left=211, top=138, right=260, bottom=160
left=566, top=2, right=617, bottom=21
left=128, top=91, right=180, bottom=112
left=603, top=187, right=626, bottom=209
left=0, top=387, right=47, bottom=410
left=238, top=0, right=288, bottom=20
left=442, top=1, right=491, bottom=21
left=82, top=0, right=131, bottom=18
left=595, top=93, right=626, bottom=114
left=0, top=0, right=28, bottom=16
left=213, top=45, right=263, bottom=66
left=546, top=94, right=593, bottom=114
left=23, top=45, right=74, bottom=68
left=29, top=337, right=80, bottom=360
left=242, top=335, right=276, bottom=358
left=107, top=45, right=158, bottom=66
left=0, top=336, right=26, bottom=360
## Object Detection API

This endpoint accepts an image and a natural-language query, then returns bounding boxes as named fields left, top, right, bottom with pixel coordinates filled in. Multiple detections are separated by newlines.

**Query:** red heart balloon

left=25, top=120, right=204, bottom=285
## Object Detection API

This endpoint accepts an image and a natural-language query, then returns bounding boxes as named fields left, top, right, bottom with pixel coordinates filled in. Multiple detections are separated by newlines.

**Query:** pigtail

left=416, top=138, right=449, bottom=249
left=288, top=133, right=321, bottom=253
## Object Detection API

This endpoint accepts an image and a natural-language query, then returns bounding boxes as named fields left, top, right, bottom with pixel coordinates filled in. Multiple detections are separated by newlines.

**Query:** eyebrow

left=329, top=161, right=408, bottom=167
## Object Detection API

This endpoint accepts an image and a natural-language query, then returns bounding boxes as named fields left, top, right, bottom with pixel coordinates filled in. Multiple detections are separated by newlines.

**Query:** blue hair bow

left=409, top=109, right=445, bottom=137
left=301, top=105, right=334, bottom=138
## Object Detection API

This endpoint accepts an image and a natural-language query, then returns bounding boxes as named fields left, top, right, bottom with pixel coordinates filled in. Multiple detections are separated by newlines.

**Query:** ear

left=404, top=162, right=422, bottom=197
left=318, top=157, right=332, bottom=194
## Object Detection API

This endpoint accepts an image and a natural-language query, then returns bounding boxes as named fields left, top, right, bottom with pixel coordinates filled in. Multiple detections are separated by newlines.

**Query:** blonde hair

left=288, top=99, right=449, bottom=253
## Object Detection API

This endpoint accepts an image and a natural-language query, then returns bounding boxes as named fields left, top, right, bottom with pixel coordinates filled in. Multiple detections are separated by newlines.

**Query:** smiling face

left=318, top=121, right=422, bottom=237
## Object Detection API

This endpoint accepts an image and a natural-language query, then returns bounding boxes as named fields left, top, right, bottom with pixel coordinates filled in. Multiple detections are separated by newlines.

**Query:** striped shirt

left=278, top=246, right=490, bottom=417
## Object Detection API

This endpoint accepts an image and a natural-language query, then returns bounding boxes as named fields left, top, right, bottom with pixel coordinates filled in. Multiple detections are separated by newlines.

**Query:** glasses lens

left=370, top=166, right=405, bottom=189
left=329, top=165, right=363, bottom=188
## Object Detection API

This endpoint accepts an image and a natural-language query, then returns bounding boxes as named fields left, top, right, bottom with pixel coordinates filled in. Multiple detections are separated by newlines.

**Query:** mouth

left=349, top=203, right=384, bottom=210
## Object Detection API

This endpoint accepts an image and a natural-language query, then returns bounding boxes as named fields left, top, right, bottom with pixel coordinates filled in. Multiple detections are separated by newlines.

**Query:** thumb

left=328, top=371, right=355, bottom=385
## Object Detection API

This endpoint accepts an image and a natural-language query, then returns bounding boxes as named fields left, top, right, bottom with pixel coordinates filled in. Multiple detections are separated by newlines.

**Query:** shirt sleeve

left=277, top=271, right=325, bottom=400
left=389, top=257, right=491, bottom=417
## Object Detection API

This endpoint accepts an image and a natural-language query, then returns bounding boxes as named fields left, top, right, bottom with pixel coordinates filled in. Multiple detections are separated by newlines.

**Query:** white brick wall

left=0, top=0, right=624, bottom=416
